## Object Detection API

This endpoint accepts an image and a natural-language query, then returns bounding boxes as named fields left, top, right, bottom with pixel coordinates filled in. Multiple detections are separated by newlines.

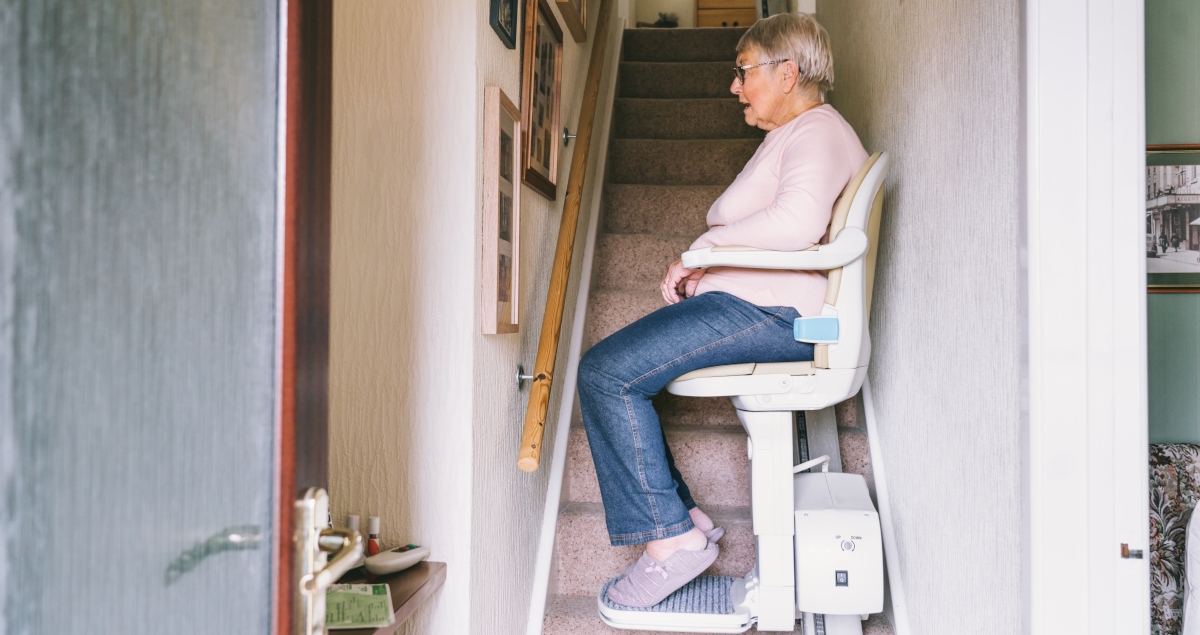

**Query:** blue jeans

left=577, top=291, right=814, bottom=546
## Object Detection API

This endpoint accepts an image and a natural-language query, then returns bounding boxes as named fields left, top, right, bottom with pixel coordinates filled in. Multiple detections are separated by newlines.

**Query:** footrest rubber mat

left=599, top=574, right=738, bottom=614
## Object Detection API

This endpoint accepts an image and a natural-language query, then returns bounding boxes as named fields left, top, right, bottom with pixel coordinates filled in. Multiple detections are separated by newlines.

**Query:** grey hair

left=737, top=13, right=834, bottom=99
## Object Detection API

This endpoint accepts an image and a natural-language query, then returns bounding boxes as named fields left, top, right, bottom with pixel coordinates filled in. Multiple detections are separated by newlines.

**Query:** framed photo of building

left=520, top=0, right=563, bottom=201
left=490, top=0, right=520, bottom=49
left=556, top=0, right=587, bottom=42
left=483, top=86, right=522, bottom=334
left=1147, top=159, right=1200, bottom=292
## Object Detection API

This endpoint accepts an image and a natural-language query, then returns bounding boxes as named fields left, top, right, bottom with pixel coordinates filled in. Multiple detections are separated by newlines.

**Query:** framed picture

left=556, top=0, right=587, bottom=42
left=1147, top=155, right=1200, bottom=292
left=483, top=86, right=522, bottom=334
left=490, top=0, right=520, bottom=49
left=521, top=0, right=564, bottom=201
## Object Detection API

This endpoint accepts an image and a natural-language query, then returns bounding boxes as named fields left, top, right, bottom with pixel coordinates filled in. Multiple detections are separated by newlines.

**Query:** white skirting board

left=861, top=377, right=912, bottom=635
left=524, top=17, right=626, bottom=635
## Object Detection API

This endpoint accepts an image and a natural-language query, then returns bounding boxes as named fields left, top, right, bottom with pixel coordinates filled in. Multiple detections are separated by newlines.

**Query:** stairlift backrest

left=814, top=152, right=889, bottom=372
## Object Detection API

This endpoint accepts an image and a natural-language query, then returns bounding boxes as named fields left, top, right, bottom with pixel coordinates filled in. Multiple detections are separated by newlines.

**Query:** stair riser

left=652, top=393, right=740, bottom=428
left=608, top=139, right=759, bottom=186
left=622, top=27, right=747, bottom=63
left=620, top=62, right=735, bottom=99
left=592, top=234, right=693, bottom=292
left=614, top=99, right=764, bottom=140
left=583, top=290, right=663, bottom=348
left=602, top=185, right=721, bottom=238
left=566, top=426, right=750, bottom=508
left=554, top=508, right=755, bottom=596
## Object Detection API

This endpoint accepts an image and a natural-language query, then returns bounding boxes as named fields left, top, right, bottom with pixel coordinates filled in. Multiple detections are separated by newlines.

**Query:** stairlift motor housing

left=793, top=471, right=883, bottom=616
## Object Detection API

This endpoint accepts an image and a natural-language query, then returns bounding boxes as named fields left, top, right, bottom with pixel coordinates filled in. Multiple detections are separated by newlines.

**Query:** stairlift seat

left=672, top=361, right=817, bottom=382
left=666, top=152, right=889, bottom=412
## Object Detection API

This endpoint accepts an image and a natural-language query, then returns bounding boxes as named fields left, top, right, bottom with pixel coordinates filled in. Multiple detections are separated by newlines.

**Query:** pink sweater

left=689, top=104, right=869, bottom=318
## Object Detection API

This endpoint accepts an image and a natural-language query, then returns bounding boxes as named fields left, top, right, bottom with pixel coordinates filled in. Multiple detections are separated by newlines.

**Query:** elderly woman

left=578, top=13, right=868, bottom=607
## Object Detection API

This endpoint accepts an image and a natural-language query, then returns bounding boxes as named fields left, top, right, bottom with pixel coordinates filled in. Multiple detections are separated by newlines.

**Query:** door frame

left=1023, top=0, right=1149, bottom=632
left=274, top=1, right=334, bottom=633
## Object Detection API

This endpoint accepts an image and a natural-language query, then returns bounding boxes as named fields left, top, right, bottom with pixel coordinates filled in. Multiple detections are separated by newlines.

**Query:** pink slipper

left=704, top=526, right=725, bottom=543
left=606, top=542, right=719, bottom=608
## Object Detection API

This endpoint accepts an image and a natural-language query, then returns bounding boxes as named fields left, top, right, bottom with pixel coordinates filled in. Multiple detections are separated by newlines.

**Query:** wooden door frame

left=275, top=1, right=334, bottom=633
left=1023, top=0, right=1148, bottom=632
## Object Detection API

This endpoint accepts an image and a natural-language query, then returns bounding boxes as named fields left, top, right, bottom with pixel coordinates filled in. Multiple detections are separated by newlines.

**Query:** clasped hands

left=660, top=259, right=706, bottom=305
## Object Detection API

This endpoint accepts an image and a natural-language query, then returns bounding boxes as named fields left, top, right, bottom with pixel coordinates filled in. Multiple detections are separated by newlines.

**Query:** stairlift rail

left=517, top=0, right=615, bottom=472
left=793, top=454, right=831, bottom=474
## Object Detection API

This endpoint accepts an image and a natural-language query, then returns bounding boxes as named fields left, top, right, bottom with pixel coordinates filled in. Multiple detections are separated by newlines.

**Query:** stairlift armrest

left=680, top=227, right=869, bottom=271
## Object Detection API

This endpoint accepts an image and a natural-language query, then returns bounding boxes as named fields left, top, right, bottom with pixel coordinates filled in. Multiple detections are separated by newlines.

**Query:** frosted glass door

left=0, top=2, right=281, bottom=633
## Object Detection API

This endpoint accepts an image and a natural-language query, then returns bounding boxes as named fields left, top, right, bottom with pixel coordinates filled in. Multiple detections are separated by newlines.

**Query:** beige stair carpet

left=540, top=27, right=891, bottom=635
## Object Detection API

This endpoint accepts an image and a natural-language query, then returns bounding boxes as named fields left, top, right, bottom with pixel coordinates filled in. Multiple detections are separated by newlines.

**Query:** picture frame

left=556, top=0, right=587, bottom=43
left=483, top=86, right=522, bottom=334
left=1146, top=152, right=1200, bottom=293
left=520, top=0, right=564, bottom=201
left=490, top=0, right=520, bottom=49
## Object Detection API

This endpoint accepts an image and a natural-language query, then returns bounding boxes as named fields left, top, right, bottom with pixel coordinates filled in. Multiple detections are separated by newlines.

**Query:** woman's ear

left=781, top=61, right=799, bottom=93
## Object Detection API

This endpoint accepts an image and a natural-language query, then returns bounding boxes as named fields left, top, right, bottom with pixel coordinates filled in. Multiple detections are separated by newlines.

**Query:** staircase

left=539, top=27, right=893, bottom=635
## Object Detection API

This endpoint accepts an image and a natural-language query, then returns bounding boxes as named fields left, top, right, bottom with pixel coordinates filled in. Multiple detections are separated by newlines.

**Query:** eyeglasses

left=733, top=59, right=791, bottom=84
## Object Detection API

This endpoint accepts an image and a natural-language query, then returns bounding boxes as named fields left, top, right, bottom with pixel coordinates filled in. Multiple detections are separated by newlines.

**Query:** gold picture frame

left=556, top=0, right=587, bottom=42
left=483, top=86, right=522, bottom=334
left=521, top=0, right=564, bottom=201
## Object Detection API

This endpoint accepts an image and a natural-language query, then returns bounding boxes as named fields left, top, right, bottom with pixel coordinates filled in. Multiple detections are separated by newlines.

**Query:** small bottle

left=347, top=514, right=361, bottom=535
left=367, top=516, right=381, bottom=557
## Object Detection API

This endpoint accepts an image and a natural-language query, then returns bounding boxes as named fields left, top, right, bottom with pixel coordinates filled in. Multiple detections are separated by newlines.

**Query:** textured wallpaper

left=328, top=3, right=479, bottom=634
left=819, top=2, right=1023, bottom=633
left=328, top=0, right=607, bottom=634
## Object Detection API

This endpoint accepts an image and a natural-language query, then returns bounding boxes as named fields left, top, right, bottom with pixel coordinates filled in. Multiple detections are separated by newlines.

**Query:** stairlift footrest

left=597, top=575, right=753, bottom=633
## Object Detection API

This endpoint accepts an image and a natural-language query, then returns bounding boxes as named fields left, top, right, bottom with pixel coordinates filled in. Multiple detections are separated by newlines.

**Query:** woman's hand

left=661, top=259, right=706, bottom=305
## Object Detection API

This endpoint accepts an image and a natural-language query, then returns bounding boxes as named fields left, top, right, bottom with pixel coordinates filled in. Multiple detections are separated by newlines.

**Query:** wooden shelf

left=334, top=561, right=447, bottom=635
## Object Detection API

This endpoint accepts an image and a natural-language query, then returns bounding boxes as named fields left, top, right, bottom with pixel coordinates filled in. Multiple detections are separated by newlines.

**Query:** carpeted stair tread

left=608, top=139, right=760, bottom=186
left=620, top=61, right=736, bottom=99
left=566, top=425, right=749, bottom=508
left=622, top=27, right=747, bottom=63
left=553, top=503, right=754, bottom=596
left=614, top=98, right=765, bottom=140
left=602, top=184, right=722, bottom=237
left=593, top=233, right=696, bottom=291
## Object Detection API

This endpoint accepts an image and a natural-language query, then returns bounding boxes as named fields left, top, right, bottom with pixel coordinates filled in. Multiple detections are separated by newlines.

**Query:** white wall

left=329, top=0, right=610, bottom=633
left=634, top=0, right=695, bottom=28
left=818, top=3, right=1023, bottom=633
left=468, top=0, right=600, bottom=633
left=328, top=2, right=478, bottom=633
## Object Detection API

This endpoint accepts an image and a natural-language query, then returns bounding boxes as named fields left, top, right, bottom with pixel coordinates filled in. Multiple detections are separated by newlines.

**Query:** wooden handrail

left=518, top=0, right=615, bottom=472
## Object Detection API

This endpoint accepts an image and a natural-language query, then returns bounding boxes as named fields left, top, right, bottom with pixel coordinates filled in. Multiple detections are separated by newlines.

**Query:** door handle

left=301, top=528, right=363, bottom=593
left=165, top=525, right=261, bottom=584
left=295, top=488, right=364, bottom=635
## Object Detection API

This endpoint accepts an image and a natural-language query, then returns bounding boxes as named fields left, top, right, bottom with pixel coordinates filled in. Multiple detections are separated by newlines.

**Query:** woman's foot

left=646, top=527, right=707, bottom=561
left=606, top=541, right=720, bottom=608
left=689, top=507, right=724, bottom=543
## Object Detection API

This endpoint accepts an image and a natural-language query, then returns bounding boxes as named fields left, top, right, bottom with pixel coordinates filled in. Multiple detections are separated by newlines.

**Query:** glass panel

left=0, top=2, right=280, bottom=633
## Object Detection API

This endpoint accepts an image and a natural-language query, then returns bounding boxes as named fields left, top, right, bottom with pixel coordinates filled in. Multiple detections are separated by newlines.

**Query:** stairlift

left=598, top=152, right=891, bottom=634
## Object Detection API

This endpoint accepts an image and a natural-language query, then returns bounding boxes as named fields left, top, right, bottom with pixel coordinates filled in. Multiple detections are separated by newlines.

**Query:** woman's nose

left=730, top=78, right=741, bottom=95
